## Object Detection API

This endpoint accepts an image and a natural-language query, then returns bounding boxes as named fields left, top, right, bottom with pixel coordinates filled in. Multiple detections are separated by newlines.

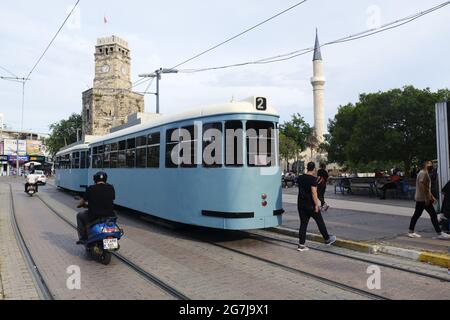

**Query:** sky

left=0, top=0, right=449, bottom=134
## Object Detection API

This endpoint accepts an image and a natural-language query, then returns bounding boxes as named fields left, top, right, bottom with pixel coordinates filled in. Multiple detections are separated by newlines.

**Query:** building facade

left=0, top=127, right=50, bottom=176
left=82, top=36, right=144, bottom=137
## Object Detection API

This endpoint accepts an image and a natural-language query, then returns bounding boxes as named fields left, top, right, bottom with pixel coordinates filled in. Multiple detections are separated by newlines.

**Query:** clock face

left=101, top=64, right=110, bottom=73
left=121, top=66, right=127, bottom=76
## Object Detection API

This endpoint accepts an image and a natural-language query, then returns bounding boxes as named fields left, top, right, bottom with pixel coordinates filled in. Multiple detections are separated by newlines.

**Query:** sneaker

left=407, top=232, right=422, bottom=238
left=322, top=204, right=330, bottom=211
left=437, top=232, right=450, bottom=240
left=297, top=245, right=309, bottom=252
left=325, top=235, right=337, bottom=246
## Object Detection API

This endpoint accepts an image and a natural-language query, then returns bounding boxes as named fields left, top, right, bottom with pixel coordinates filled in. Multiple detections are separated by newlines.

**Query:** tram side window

left=147, top=132, right=160, bottom=168
left=246, top=121, right=275, bottom=167
left=72, top=152, right=80, bottom=169
left=118, top=140, right=126, bottom=168
left=225, top=121, right=243, bottom=167
left=180, top=125, right=197, bottom=168
left=203, top=122, right=223, bottom=168
left=63, top=154, right=70, bottom=169
left=92, top=147, right=103, bottom=169
left=103, top=144, right=111, bottom=168
left=80, top=151, right=86, bottom=169
left=126, top=138, right=136, bottom=168
left=87, top=149, right=91, bottom=168
left=165, top=128, right=178, bottom=168
left=110, top=142, right=118, bottom=168
left=136, top=135, right=147, bottom=168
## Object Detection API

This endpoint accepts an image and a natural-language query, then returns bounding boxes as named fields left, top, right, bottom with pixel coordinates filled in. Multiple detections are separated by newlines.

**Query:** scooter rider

left=76, top=171, right=116, bottom=243
left=25, top=169, right=39, bottom=193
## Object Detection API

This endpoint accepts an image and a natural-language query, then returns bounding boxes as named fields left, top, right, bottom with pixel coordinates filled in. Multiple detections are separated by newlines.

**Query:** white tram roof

left=56, top=135, right=98, bottom=156
left=90, top=96, right=279, bottom=145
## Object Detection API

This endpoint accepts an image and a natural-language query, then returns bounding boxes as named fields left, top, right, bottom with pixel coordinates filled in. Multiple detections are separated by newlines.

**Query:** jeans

left=317, top=185, right=326, bottom=207
left=76, top=211, right=91, bottom=240
left=409, top=201, right=441, bottom=233
left=298, top=206, right=330, bottom=245
left=379, top=182, right=397, bottom=198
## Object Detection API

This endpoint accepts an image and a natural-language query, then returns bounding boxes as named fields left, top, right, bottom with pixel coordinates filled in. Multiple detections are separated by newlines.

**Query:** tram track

left=34, top=193, right=190, bottom=300
left=38, top=185, right=449, bottom=300
left=200, top=239, right=389, bottom=300
left=244, top=231, right=450, bottom=283
left=8, top=184, right=54, bottom=300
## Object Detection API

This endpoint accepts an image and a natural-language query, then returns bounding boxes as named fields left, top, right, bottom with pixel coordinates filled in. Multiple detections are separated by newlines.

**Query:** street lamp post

left=139, top=68, right=178, bottom=114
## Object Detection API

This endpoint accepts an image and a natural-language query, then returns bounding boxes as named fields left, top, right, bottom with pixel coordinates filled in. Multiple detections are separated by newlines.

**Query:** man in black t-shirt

left=297, top=162, right=336, bottom=252
left=76, top=171, right=116, bottom=242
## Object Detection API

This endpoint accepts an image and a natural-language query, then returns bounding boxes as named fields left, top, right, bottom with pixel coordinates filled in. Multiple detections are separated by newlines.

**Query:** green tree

left=323, top=86, right=450, bottom=172
left=279, top=113, right=312, bottom=152
left=46, top=113, right=82, bottom=156
left=279, top=132, right=299, bottom=171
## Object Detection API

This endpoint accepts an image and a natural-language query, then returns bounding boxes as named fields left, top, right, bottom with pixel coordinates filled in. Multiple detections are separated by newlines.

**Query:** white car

left=33, top=170, right=47, bottom=185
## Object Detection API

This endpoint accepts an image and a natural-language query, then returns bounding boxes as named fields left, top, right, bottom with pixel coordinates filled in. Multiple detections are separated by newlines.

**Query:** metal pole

left=16, top=81, right=25, bottom=176
left=156, top=71, right=160, bottom=114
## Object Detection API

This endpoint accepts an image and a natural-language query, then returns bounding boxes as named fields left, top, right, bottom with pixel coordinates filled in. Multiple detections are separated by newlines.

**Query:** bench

left=349, top=178, right=377, bottom=196
left=375, top=178, right=416, bottom=199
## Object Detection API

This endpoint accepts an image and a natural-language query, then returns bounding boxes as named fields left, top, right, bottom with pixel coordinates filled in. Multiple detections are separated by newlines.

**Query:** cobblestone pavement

left=8, top=182, right=173, bottom=300
left=40, top=183, right=450, bottom=300
left=40, top=185, right=367, bottom=300
left=282, top=187, right=450, bottom=253
left=0, top=182, right=40, bottom=300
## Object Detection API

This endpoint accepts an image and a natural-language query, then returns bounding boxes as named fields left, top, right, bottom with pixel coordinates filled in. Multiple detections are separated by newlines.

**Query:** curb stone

left=269, top=226, right=450, bottom=268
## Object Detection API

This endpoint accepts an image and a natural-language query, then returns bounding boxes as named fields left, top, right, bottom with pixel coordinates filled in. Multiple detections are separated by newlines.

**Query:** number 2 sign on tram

left=256, top=97, right=267, bottom=111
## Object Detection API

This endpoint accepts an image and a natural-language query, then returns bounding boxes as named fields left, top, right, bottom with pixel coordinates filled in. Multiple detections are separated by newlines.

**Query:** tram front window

left=225, top=121, right=243, bottom=167
left=246, top=121, right=275, bottom=167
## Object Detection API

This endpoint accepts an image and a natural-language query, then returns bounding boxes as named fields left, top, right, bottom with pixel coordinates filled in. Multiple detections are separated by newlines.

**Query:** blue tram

left=56, top=97, right=284, bottom=230
left=55, top=142, right=90, bottom=192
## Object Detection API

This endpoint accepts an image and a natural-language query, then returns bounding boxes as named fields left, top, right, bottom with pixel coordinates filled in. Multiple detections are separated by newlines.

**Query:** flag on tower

left=104, top=16, right=108, bottom=24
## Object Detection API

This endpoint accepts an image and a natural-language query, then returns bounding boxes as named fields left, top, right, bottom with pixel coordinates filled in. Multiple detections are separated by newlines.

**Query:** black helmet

left=93, top=171, right=108, bottom=183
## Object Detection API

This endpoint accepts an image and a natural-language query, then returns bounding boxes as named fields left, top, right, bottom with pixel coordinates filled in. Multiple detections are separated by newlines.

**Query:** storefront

left=6, top=155, right=29, bottom=176
left=0, top=155, right=8, bottom=176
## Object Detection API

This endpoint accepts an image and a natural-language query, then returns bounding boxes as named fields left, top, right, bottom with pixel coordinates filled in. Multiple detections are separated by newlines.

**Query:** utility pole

left=139, top=68, right=178, bottom=114
left=1, top=76, right=29, bottom=177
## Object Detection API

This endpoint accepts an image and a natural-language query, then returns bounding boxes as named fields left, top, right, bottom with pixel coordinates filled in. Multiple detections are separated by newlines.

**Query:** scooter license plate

left=103, top=238, right=118, bottom=250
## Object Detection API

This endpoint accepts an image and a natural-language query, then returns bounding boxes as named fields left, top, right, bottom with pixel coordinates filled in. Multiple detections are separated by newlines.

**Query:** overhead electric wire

left=142, top=77, right=156, bottom=94
left=26, top=0, right=81, bottom=79
left=177, top=0, right=450, bottom=74
left=0, top=65, right=18, bottom=78
left=168, top=0, right=309, bottom=71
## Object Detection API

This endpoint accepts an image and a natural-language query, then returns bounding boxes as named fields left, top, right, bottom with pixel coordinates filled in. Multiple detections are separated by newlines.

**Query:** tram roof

left=55, top=135, right=97, bottom=156
left=90, top=96, right=279, bottom=145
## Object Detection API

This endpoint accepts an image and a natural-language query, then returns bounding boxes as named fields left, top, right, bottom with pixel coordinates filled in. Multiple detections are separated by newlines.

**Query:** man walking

left=297, top=162, right=336, bottom=251
left=317, top=163, right=329, bottom=210
left=408, top=160, right=450, bottom=239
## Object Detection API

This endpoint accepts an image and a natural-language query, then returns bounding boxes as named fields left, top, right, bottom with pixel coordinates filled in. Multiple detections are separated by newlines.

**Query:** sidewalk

left=0, top=181, right=40, bottom=299
left=281, top=188, right=450, bottom=267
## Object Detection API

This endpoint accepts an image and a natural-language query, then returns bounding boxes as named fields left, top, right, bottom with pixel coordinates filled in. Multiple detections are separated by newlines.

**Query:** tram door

left=436, top=101, right=450, bottom=207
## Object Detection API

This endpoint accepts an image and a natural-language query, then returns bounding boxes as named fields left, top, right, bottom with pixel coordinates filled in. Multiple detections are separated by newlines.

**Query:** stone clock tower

left=82, top=35, right=144, bottom=137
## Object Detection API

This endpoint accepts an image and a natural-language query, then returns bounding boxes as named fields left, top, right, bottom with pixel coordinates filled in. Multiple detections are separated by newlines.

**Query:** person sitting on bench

left=379, top=169, right=401, bottom=200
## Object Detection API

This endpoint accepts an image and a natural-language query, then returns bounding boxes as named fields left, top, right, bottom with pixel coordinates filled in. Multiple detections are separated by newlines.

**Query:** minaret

left=311, top=29, right=326, bottom=143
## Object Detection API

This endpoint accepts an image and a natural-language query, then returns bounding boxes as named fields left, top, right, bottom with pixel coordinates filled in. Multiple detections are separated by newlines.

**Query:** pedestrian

left=317, top=163, right=329, bottom=211
left=408, top=160, right=450, bottom=239
left=297, top=162, right=336, bottom=251
left=440, top=180, right=450, bottom=232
